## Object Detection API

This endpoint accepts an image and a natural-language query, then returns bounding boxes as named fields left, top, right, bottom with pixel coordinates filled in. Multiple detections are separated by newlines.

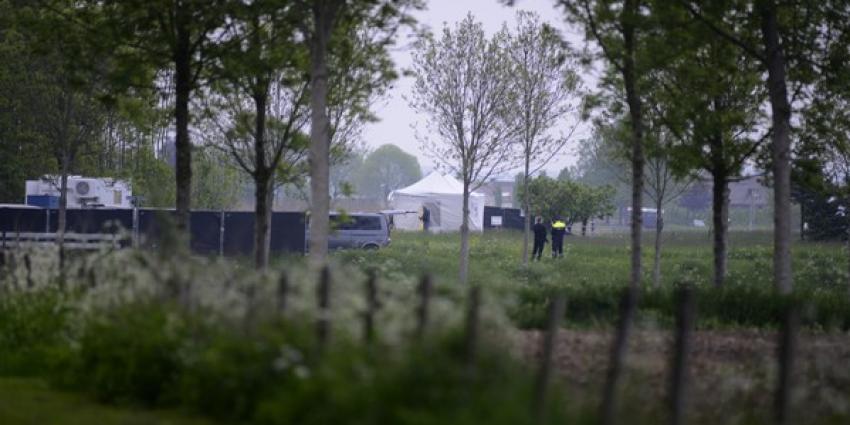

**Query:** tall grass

left=338, top=230, right=848, bottom=329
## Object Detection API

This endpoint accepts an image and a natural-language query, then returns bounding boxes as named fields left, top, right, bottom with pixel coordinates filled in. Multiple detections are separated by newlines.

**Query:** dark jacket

left=533, top=223, right=548, bottom=243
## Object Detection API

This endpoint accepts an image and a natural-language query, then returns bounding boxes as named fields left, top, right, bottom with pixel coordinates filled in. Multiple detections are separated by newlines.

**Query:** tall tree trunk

left=846, top=222, right=850, bottom=297
left=522, top=156, right=530, bottom=266
left=308, top=2, right=338, bottom=263
left=253, top=92, right=271, bottom=269
left=652, top=197, right=663, bottom=287
left=58, top=154, right=69, bottom=270
left=759, top=0, right=793, bottom=294
left=712, top=172, right=729, bottom=287
left=582, top=219, right=588, bottom=236
left=254, top=177, right=273, bottom=269
left=622, top=0, right=644, bottom=288
left=174, top=17, right=193, bottom=233
left=460, top=180, right=471, bottom=284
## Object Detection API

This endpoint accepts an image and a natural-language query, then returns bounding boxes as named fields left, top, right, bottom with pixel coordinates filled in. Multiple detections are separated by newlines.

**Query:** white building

left=25, top=176, right=134, bottom=209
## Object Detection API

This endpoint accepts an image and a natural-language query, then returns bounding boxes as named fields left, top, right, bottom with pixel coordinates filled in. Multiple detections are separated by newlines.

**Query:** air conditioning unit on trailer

left=25, top=176, right=133, bottom=209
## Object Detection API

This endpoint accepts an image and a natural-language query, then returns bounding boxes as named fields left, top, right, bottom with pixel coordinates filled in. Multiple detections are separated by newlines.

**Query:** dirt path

left=519, top=329, right=850, bottom=423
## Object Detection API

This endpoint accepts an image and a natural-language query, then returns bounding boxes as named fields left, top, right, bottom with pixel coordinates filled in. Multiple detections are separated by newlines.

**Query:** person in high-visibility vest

left=551, top=217, right=567, bottom=258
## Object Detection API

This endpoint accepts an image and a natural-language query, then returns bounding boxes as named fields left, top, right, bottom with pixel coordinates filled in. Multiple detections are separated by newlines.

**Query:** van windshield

left=331, top=215, right=382, bottom=231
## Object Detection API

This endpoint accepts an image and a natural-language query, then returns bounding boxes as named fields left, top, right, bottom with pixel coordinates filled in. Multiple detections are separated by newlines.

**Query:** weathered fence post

left=24, top=253, right=33, bottom=289
left=0, top=250, right=6, bottom=281
left=775, top=302, right=798, bottom=425
left=669, top=287, right=696, bottom=425
left=243, top=282, right=256, bottom=332
left=276, top=272, right=289, bottom=317
left=316, top=266, right=331, bottom=353
left=363, top=270, right=378, bottom=344
left=600, top=286, right=638, bottom=425
left=415, top=274, right=433, bottom=340
left=533, top=293, right=566, bottom=423
left=464, top=285, right=482, bottom=375
left=87, top=268, right=97, bottom=290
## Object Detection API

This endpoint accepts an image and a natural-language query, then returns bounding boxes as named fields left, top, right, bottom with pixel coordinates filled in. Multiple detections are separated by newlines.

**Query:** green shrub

left=65, top=301, right=187, bottom=405
left=177, top=323, right=314, bottom=421
left=0, top=290, right=70, bottom=376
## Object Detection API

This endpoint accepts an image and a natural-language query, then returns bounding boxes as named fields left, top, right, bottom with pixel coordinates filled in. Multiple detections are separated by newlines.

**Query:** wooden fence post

left=415, top=274, right=433, bottom=340
left=669, top=287, right=696, bottom=425
left=243, top=282, right=256, bottom=332
left=24, top=253, right=33, bottom=289
left=533, top=293, right=566, bottom=423
left=363, top=270, right=378, bottom=344
left=600, top=286, right=638, bottom=425
left=464, top=285, right=482, bottom=375
left=87, top=268, right=97, bottom=290
left=775, top=302, right=798, bottom=425
left=277, top=272, right=289, bottom=317
left=316, top=266, right=331, bottom=353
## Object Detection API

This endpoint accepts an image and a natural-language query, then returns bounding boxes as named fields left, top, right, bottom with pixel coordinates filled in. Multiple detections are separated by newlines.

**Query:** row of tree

left=0, top=0, right=423, bottom=269
left=549, top=0, right=847, bottom=292
left=412, top=1, right=849, bottom=291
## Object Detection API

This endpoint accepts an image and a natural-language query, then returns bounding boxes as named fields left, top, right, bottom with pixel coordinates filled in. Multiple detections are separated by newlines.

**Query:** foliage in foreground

left=1, top=231, right=849, bottom=424
left=0, top=247, right=576, bottom=425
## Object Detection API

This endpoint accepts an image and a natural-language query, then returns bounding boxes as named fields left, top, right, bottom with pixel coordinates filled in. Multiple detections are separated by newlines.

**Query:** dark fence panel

left=223, top=212, right=254, bottom=256
left=2, top=207, right=306, bottom=256
left=190, top=211, right=222, bottom=255
left=0, top=208, right=48, bottom=233
left=271, top=212, right=307, bottom=254
left=137, top=209, right=176, bottom=250
left=483, top=206, right=524, bottom=231
left=48, top=208, right=133, bottom=234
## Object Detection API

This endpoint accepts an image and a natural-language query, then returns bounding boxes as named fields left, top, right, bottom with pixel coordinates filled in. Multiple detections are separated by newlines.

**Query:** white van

left=307, top=213, right=391, bottom=250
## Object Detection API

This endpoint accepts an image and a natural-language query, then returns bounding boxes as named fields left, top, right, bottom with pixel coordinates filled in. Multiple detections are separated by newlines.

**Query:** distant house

left=728, top=176, right=769, bottom=208
left=678, top=175, right=769, bottom=211
left=478, top=177, right=516, bottom=208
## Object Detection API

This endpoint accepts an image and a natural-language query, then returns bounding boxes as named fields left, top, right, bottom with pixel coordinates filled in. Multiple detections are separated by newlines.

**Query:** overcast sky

left=360, top=0, right=594, bottom=178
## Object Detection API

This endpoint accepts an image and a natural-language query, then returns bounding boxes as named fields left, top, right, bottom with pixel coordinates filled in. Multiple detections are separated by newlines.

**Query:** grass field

left=337, top=229, right=844, bottom=290
left=0, top=377, right=213, bottom=425
left=337, top=229, right=848, bottom=328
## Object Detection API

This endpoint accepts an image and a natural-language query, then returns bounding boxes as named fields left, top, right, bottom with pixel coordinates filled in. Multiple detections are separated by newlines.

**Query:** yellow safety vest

left=552, top=221, right=566, bottom=229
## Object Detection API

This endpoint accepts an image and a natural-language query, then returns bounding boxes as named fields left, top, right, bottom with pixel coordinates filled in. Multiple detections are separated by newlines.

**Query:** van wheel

left=363, top=244, right=380, bottom=250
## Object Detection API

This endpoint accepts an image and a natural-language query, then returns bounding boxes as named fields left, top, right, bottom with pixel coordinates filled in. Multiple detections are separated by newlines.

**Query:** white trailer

left=25, top=176, right=133, bottom=208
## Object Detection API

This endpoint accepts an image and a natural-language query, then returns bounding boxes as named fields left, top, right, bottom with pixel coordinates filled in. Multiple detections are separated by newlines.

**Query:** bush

left=177, top=323, right=315, bottom=421
left=63, top=301, right=187, bottom=405
left=0, top=290, right=70, bottom=376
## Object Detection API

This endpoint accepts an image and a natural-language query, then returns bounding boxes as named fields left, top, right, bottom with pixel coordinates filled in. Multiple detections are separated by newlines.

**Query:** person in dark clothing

left=551, top=216, right=566, bottom=258
left=531, top=216, right=547, bottom=261
left=420, top=206, right=431, bottom=233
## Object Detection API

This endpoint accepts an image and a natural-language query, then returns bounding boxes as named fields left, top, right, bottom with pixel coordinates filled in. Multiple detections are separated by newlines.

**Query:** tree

left=642, top=132, right=691, bottom=286
left=582, top=119, right=691, bottom=286
left=0, top=8, right=55, bottom=202
left=353, top=144, right=421, bottom=203
left=191, top=147, right=243, bottom=211
left=74, top=0, right=231, bottom=232
left=559, top=0, right=651, bottom=289
left=507, top=10, right=582, bottom=266
left=410, top=14, right=517, bottom=284
left=297, top=0, right=420, bottom=263
left=206, top=0, right=309, bottom=269
left=517, top=174, right=615, bottom=230
left=677, top=0, right=844, bottom=293
left=14, top=2, right=107, bottom=267
left=647, top=7, right=768, bottom=287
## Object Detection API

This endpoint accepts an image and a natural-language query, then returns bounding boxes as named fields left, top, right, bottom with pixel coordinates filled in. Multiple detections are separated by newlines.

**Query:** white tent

left=388, top=171, right=486, bottom=233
